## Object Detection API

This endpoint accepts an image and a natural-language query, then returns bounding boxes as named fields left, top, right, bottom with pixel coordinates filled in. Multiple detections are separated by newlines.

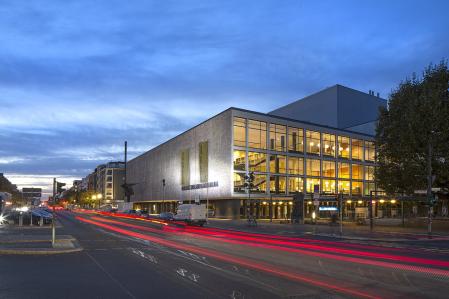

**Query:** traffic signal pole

left=427, top=142, right=433, bottom=239
left=52, top=178, right=56, bottom=247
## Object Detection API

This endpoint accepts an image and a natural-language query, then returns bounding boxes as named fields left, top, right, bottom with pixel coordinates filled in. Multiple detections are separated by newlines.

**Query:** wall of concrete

left=127, top=109, right=233, bottom=204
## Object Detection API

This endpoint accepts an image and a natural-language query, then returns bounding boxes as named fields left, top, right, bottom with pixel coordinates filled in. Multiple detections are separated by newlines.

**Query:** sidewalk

left=0, top=224, right=83, bottom=255
left=207, top=218, right=449, bottom=242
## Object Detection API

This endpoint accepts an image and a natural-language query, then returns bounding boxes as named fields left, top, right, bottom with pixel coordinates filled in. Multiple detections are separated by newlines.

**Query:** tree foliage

left=376, top=61, right=449, bottom=194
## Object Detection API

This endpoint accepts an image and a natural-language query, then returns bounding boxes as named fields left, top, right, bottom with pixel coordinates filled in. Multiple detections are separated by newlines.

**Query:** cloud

left=1, top=0, right=449, bottom=198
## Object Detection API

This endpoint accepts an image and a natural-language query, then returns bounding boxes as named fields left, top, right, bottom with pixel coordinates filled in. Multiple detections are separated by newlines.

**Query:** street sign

left=414, top=188, right=441, bottom=194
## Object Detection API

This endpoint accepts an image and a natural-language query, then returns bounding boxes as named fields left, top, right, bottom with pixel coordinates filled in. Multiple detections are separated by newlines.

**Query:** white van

left=174, top=204, right=207, bottom=226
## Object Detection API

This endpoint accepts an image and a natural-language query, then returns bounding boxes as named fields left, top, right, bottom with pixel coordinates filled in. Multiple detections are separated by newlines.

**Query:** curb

left=0, top=247, right=83, bottom=255
left=0, top=238, right=75, bottom=244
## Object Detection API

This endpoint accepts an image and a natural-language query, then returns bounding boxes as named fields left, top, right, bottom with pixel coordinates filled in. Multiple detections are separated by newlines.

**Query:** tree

left=376, top=61, right=449, bottom=195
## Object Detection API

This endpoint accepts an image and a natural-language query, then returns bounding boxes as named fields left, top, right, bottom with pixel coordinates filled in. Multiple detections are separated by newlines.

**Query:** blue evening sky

left=1, top=0, right=448, bottom=197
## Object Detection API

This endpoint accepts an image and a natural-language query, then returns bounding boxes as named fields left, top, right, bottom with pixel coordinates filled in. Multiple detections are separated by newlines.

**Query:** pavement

left=1, top=210, right=449, bottom=298
left=206, top=218, right=449, bottom=242
left=0, top=220, right=82, bottom=255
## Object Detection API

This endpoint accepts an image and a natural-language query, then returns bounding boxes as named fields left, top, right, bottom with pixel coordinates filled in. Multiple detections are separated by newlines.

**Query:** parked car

left=158, top=212, right=174, bottom=221
left=174, top=204, right=206, bottom=226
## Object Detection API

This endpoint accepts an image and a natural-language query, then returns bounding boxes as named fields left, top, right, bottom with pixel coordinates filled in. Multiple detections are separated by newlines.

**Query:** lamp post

left=97, top=193, right=103, bottom=210
left=92, top=194, right=97, bottom=210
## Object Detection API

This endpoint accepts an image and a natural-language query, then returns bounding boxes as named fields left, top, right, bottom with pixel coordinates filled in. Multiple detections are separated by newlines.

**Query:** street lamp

left=92, top=194, right=97, bottom=209
left=97, top=193, right=103, bottom=210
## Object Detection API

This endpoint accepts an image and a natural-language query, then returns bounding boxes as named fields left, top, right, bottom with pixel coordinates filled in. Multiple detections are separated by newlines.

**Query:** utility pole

left=338, top=192, right=343, bottom=236
left=427, top=141, right=433, bottom=239
left=162, top=179, right=166, bottom=212
left=52, top=178, right=56, bottom=247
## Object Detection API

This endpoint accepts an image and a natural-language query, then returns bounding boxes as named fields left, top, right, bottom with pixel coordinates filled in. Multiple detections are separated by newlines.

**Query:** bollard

left=19, top=213, right=23, bottom=226
left=40, top=216, right=43, bottom=226
left=30, top=212, right=33, bottom=226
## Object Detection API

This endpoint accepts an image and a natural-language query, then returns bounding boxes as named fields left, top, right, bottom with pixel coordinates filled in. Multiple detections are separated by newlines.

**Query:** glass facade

left=288, top=157, right=304, bottom=175
left=322, top=160, right=336, bottom=177
left=248, top=120, right=267, bottom=149
left=352, top=139, right=364, bottom=160
left=233, top=150, right=246, bottom=171
left=233, top=117, right=246, bottom=147
left=270, top=176, right=286, bottom=194
left=269, top=155, right=287, bottom=173
left=306, top=159, right=321, bottom=177
left=338, top=136, right=350, bottom=159
left=288, top=177, right=304, bottom=193
left=306, top=130, right=320, bottom=155
left=248, top=152, right=267, bottom=172
left=322, top=133, right=336, bottom=157
left=365, top=141, right=375, bottom=161
left=233, top=115, right=377, bottom=198
left=288, top=127, right=304, bottom=153
left=269, top=124, right=286, bottom=152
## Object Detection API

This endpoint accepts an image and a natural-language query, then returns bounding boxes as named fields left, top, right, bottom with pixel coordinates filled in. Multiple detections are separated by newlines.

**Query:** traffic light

left=57, top=182, right=66, bottom=193
left=244, top=172, right=255, bottom=189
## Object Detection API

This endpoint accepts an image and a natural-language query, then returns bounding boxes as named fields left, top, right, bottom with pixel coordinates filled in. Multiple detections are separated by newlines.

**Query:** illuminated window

left=248, top=120, right=267, bottom=149
left=364, top=182, right=376, bottom=196
left=270, top=176, right=286, bottom=194
left=269, top=155, right=287, bottom=174
left=322, top=179, right=336, bottom=194
left=288, top=177, right=304, bottom=193
left=248, top=152, right=267, bottom=172
left=252, top=174, right=267, bottom=193
left=306, top=178, right=320, bottom=193
left=233, top=172, right=245, bottom=193
left=288, top=156, right=304, bottom=175
left=338, top=136, right=350, bottom=159
left=306, top=130, right=321, bottom=155
left=351, top=139, right=364, bottom=160
left=233, top=150, right=246, bottom=171
left=351, top=164, right=363, bottom=180
left=233, top=117, right=246, bottom=147
left=322, top=160, right=336, bottom=177
left=365, top=141, right=375, bottom=162
left=338, top=162, right=350, bottom=179
left=322, top=133, right=336, bottom=157
left=364, top=165, right=375, bottom=181
left=352, top=181, right=363, bottom=195
left=338, top=180, right=350, bottom=194
left=288, top=127, right=304, bottom=153
left=306, top=159, right=321, bottom=177
left=269, top=124, right=287, bottom=152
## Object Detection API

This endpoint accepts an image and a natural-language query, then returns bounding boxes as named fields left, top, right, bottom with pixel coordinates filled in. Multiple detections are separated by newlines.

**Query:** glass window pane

left=351, top=164, right=363, bottom=180
left=270, top=176, right=286, bottom=194
left=322, top=133, right=336, bottom=157
left=322, top=179, right=336, bottom=194
left=233, top=172, right=245, bottom=193
left=352, top=181, right=363, bottom=195
left=248, top=119, right=267, bottom=149
left=351, top=139, right=364, bottom=160
left=248, top=152, right=267, bottom=172
left=364, top=182, right=376, bottom=195
left=269, top=155, right=287, bottom=173
left=322, top=161, right=336, bottom=177
left=338, top=180, right=350, bottom=194
left=233, top=150, right=246, bottom=171
left=306, top=178, right=320, bottom=193
left=288, top=127, right=304, bottom=153
left=269, top=124, right=287, bottom=152
left=306, top=130, right=321, bottom=155
left=288, top=157, right=304, bottom=175
left=338, top=162, right=350, bottom=179
left=365, top=141, right=375, bottom=161
left=306, top=159, right=321, bottom=176
left=233, top=117, right=246, bottom=147
left=364, top=165, right=375, bottom=181
left=288, top=177, right=304, bottom=193
left=252, top=174, right=267, bottom=193
left=338, top=136, right=350, bottom=159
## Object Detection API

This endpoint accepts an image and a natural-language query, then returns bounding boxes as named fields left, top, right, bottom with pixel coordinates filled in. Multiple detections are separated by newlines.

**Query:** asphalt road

left=1, top=211, right=449, bottom=299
